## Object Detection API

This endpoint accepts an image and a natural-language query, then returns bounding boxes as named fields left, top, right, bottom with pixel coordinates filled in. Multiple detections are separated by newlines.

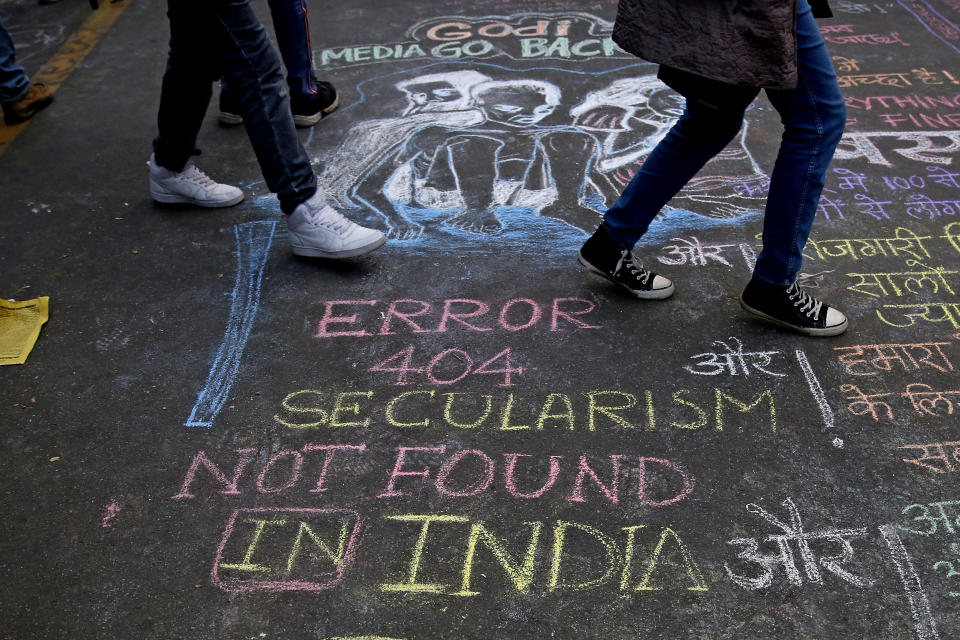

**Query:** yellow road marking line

left=0, top=0, right=131, bottom=157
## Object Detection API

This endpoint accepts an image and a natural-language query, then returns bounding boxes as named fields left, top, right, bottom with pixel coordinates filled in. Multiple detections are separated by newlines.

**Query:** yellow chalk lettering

left=380, top=515, right=469, bottom=593
left=453, top=521, right=543, bottom=596
left=499, top=393, right=529, bottom=431
left=220, top=518, right=287, bottom=572
left=330, top=391, right=374, bottom=428
left=549, top=520, right=621, bottom=590
left=645, top=390, right=656, bottom=430
left=385, top=390, right=435, bottom=428
left=587, top=391, right=636, bottom=431
left=442, top=392, right=494, bottom=429
left=619, top=525, right=648, bottom=590
left=534, top=393, right=575, bottom=431
left=285, top=519, right=350, bottom=573
left=670, top=390, right=709, bottom=430
left=274, top=390, right=328, bottom=429
left=714, top=388, right=777, bottom=432
left=632, top=526, right=708, bottom=592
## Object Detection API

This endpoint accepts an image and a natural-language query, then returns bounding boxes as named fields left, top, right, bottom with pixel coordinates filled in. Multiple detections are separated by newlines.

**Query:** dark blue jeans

left=152, top=0, right=316, bottom=213
left=604, top=0, right=846, bottom=286
left=0, top=19, right=30, bottom=104
left=222, top=0, right=319, bottom=100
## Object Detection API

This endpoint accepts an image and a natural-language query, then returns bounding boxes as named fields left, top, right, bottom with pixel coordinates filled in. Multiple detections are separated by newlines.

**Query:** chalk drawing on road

left=314, top=62, right=769, bottom=254
left=185, top=221, right=276, bottom=428
left=879, top=524, right=942, bottom=640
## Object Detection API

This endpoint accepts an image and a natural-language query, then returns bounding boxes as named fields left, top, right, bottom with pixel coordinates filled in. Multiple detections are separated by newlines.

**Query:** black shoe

left=290, top=81, right=339, bottom=127
left=740, top=279, right=848, bottom=337
left=578, top=223, right=674, bottom=299
left=218, top=89, right=243, bottom=127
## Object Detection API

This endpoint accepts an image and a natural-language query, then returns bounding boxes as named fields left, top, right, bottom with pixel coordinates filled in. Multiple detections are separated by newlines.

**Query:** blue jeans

left=0, top=19, right=30, bottom=104
left=222, top=0, right=319, bottom=100
left=603, top=0, right=846, bottom=286
left=152, top=0, right=316, bottom=213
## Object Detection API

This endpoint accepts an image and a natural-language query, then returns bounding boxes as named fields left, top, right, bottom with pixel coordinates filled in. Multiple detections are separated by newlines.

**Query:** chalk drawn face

left=401, top=81, right=464, bottom=113
left=472, top=82, right=561, bottom=126
left=396, top=70, right=491, bottom=115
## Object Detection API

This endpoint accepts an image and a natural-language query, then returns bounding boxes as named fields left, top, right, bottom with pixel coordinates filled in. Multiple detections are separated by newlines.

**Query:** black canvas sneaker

left=218, top=81, right=339, bottom=128
left=290, top=81, right=339, bottom=127
left=740, top=278, right=848, bottom=337
left=578, top=223, right=675, bottom=299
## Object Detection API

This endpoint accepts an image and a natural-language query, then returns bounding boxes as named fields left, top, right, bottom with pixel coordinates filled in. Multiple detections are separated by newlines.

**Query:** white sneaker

left=287, top=191, right=386, bottom=258
left=148, top=154, right=244, bottom=208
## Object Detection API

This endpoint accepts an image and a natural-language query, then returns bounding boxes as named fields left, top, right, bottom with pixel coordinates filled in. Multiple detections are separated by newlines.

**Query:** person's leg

left=602, top=101, right=745, bottom=250
left=753, top=0, right=846, bottom=286
left=212, top=0, right=317, bottom=212
left=0, top=19, right=30, bottom=104
left=214, top=0, right=384, bottom=256
left=152, top=1, right=219, bottom=172
left=577, top=100, right=743, bottom=299
left=220, top=0, right=336, bottom=127
left=740, top=0, right=847, bottom=336
left=266, top=0, right=317, bottom=98
left=0, top=19, right=54, bottom=124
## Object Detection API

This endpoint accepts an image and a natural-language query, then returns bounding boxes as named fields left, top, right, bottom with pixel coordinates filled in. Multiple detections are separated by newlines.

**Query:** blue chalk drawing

left=185, top=220, right=277, bottom=428
left=899, top=0, right=960, bottom=55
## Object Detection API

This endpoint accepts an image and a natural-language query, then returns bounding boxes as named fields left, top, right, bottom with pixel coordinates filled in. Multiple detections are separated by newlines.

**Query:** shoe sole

left=218, top=112, right=244, bottom=127
left=3, top=95, right=54, bottom=125
left=150, top=187, right=244, bottom=208
left=293, top=92, right=340, bottom=128
left=577, top=252, right=675, bottom=300
left=291, top=233, right=386, bottom=259
left=739, top=295, right=848, bottom=337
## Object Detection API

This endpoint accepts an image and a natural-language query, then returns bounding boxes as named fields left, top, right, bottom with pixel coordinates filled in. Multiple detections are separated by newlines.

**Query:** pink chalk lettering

left=434, top=449, right=496, bottom=497
left=172, top=448, right=257, bottom=499
left=437, top=299, right=494, bottom=332
left=211, top=507, right=363, bottom=593
left=425, top=348, right=474, bottom=385
left=567, top=454, right=624, bottom=504
left=379, top=299, right=432, bottom=335
left=498, top=298, right=543, bottom=331
left=503, top=453, right=562, bottom=498
left=637, top=457, right=695, bottom=507
left=101, top=499, right=121, bottom=528
left=256, top=450, right=304, bottom=493
left=378, top=446, right=446, bottom=497
left=550, top=297, right=602, bottom=331
left=303, top=444, right=367, bottom=493
left=315, top=300, right=376, bottom=337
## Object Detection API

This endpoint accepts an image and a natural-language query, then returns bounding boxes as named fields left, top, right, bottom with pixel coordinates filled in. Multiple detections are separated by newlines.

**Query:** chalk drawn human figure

left=355, top=79, right=602, bottom=237
left=317, top=70, right=489, bottom=219
left=572, top=75, right=768, bottom=218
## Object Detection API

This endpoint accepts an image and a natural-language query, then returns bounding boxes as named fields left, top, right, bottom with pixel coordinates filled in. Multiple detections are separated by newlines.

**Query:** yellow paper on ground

left=0, top=297, right=50, bottom=365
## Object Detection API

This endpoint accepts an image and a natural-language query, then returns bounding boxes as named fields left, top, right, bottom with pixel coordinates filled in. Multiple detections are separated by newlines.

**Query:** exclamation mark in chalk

left=795, top=350, right=843, bottom=448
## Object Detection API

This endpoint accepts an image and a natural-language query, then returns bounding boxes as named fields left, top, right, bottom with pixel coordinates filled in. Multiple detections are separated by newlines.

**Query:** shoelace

left=787, top=281, right=823, bottom=319
left=306, top=204, right=352, bottom=234
left=613, top=250, right=652, bottom=285
left=181, top=163, right=216, bottom=188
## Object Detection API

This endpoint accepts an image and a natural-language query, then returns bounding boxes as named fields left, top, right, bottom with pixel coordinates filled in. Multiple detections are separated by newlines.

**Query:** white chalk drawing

left=725, top=497, right=874, bottom=589
left=317, top=62, right=770, bottom=248
left=572, top=76, right=769, bottom=219
left=684, top=337, right=786, bottom=377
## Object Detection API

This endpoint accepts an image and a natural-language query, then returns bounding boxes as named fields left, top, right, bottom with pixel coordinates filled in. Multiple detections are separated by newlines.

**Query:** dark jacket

left=613, top=0, right=832, bottom=90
